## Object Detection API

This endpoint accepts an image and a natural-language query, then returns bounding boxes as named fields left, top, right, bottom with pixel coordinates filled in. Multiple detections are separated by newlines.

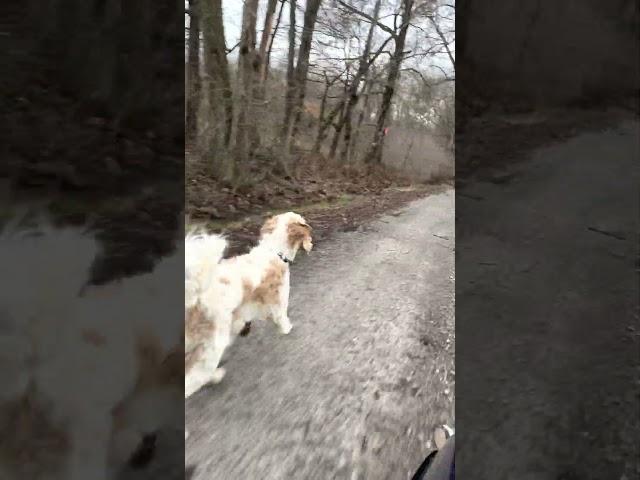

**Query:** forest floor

left=456, top=105, right=636, bottom=180
left=186, top=151, right=452, bottom=256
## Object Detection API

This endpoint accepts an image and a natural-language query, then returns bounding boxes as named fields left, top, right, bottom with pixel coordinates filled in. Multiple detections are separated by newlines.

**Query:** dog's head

left=260, top=212, right=313, bottom=259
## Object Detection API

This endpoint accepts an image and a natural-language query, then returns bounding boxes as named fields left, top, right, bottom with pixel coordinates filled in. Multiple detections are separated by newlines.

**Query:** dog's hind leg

left=185, top=330, right=230, bottom=397
left=185, top=359, right=216, bottom=398
left=185, top=347, right=208, bottom=399
left=208, top=330, right=230, bottom=383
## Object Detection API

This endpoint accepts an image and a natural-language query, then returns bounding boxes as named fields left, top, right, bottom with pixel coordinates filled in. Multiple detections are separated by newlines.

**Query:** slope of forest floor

left=186, top=155, right=451, bottom=256
left=456, top=105, right=637, bottom=181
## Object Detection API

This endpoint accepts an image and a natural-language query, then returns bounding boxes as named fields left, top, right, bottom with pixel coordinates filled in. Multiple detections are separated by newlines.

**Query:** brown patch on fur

left=241, top=278, right=253, bottom=302
left=287, top=221, right=313, bottom=252
left=185, top=303, right=214, bottom=344
left=0, top=391, right=69, bottom=478
left=219, top=277, right=231, bottom=285
left=134, top=331, right=166, bottom=389
left=184, top=303, right=215, bottom=376
left=260, top=216, right=278, bottom=237
left=250, top=259, right=286, bottom=305
left=160, top=345, right=185, bottom=385
left=116, top=331, right=184, bottom=408
left=81, top=328, right=107, bottom=347
left=131, top=329, right=184, bottom=398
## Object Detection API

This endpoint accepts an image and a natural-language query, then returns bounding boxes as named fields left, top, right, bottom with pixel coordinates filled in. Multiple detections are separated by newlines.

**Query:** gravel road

left=457, top=118, right=639, bottom=480
left=185, top=188, right=455, bottom=480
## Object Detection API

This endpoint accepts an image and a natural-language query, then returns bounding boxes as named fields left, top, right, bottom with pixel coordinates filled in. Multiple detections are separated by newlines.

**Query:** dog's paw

left=211, top=367, right=226, bottom=383
left=279, top=322, right=293, bottom=335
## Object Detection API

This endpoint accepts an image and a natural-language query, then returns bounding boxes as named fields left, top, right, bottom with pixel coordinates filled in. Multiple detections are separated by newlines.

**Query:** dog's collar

left=277, top=252, right=292, bottom=264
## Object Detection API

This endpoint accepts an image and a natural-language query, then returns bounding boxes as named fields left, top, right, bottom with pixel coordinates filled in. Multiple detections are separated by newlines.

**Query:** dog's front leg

left=271, top=308, right=292, bottom=335
left=271, top=274, right=292, bottom=335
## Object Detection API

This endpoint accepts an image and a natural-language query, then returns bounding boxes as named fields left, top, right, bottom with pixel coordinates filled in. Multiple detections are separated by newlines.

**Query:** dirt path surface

left=457, top=118, right=639, bottom=479
left=210, top=184, right=450, bottom=258
left=185, top=189, right=455, bottom=480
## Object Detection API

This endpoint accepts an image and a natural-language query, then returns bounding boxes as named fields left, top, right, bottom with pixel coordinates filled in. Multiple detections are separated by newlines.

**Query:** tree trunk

left=350, top=74, right=372, bottom=160
left=186, top=0, right=200, bottom=141
left=201, top=0, right=233, bottom=152
left=234, top=0, right=260, bottom=176
left=251, top=0, right=280, bottom=150
left=287, top=0, right=323, bottom=148
left=366, top=0, right=414, bottom=164
left=317, top=80, right=330, bottom=133
left=264, top=0, right=286, bottom=83
left=339, top=0, right=381, bottom=163
left=329, top=101, right=347, bottom=159
left=315, top=76, right=331, bottom=147
left=280, top=0, right=297, bottom=142
left=314, top=98, right=345, bottom=152
left=313, top=72, right=339, bottom=151
left=257, top=0, right=280, bottom=85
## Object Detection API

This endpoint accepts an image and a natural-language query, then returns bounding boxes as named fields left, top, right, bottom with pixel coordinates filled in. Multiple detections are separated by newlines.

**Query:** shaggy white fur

left=0, top=217, right=183, bottom=480
left=184, top=212, right=312, bottom=399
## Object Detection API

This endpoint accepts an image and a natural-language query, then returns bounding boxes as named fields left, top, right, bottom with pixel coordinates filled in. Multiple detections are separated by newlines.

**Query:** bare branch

left=336, top=0, right=397, bottom=38
left=226, top=40, right=241, bottom=55
left=427, top=15, right=455, bottom=69
left=402, top=67, right=454, bottom=86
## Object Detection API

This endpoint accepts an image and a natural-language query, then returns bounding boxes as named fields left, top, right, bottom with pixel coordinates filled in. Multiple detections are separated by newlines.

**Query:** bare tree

left=338, top=0, right=382, bottom=162
left=186, top=0, right=201, bottom=142
left=257, top=0, right=281, bottom=86
left=329, top=81, right=349, bottom=158
left=350, top=65, right=379, bottom=157
left=287, top=0, right=323, bottom=148
left=366, top=0, right=415, bottom=164
left=253, top=0, right=285, bottom=149
left=187, top=0, right=455, bottom=183
left=280, top=0, right=298, bottom=144
left=234, top=0, right=261, bottom=176
left=264, top=0, right=287, bottom=82
left=314, top=71, right=344, bottom=150
left=201, top=0, right=233, bottom=151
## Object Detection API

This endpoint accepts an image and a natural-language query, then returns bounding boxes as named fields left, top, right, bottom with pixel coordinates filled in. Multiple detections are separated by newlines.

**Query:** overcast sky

left=188, top=0, right=454, bottom=78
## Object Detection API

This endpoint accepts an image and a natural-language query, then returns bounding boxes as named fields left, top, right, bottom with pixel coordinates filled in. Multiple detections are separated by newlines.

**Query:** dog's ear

left=287, top=221, right=313, bottom=253
left=302, top=238, right=313, bottom=253
left=301, top=224, right=313, bottom=253
left=260, top=215, right=278, bottom=238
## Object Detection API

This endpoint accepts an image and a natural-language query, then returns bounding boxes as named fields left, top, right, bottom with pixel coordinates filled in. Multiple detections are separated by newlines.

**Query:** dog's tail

left=185, top=230, right=227, bottom=308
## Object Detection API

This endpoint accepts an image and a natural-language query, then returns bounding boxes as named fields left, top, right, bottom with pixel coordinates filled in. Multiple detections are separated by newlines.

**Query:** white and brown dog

left=185, top=212, right=313, bottom=398
left=0, top=218, right=183, bottom=480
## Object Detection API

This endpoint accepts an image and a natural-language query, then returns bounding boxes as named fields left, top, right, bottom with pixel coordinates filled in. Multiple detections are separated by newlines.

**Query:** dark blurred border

left=2, top=1, right=184, bottom=282
left=1, top=0, right=185, bottom=477
left=456, top=1, right=639, bottom=478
